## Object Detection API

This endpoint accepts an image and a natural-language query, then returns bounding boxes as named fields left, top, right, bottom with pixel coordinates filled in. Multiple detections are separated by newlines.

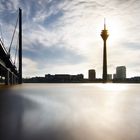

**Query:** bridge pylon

left=18, top=8, right=22, bottom=84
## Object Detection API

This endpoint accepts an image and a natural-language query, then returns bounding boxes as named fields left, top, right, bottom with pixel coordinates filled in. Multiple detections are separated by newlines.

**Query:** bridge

left=0, top=8, right=22, bottom=85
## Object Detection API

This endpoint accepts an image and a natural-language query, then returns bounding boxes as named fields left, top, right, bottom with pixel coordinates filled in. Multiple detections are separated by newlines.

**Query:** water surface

left=0, top=83, right=140, bottom=140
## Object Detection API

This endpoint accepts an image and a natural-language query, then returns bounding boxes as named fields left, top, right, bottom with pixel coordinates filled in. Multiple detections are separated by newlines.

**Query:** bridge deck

left=0, top=39, right=18, bottom=75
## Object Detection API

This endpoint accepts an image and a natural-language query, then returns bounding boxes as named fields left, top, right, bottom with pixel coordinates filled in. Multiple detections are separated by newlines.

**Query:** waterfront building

left=88, top=69, right=96, bottom=81
left=116, top=66, right=126, bottom=79
left=107, top=74, right=112, bottom=80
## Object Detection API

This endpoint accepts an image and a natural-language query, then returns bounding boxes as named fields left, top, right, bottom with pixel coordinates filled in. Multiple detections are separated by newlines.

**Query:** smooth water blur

left=0, top=83, right=140, bottom=140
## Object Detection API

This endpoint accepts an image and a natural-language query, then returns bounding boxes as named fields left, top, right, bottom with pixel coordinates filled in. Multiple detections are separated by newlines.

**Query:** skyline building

left=88, top=69, right=96, bottom=81
left=116, top=66, right=126, bottom=79
left=101, top=19, right=109, bottom=82
left=107, top=74, right=112, bottom=80
left=45, top=74, right=84, bottom=82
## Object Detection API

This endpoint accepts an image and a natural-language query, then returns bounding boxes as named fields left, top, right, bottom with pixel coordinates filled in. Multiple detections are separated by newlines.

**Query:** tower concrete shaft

left=101, top=19, right=109, bottom=82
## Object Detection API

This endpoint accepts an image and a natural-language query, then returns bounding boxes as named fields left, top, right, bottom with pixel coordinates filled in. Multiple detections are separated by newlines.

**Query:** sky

left=0, top=0, right=140, bottom=78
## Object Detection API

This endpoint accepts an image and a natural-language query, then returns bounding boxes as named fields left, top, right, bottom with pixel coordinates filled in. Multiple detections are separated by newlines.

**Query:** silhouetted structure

left=107, top=74, right=112, bottom=80
left=114, top=66, right=126, bottom=80
left=23, top=74, right=84, bottom=83
left=101, top=19, right=109, bottom=83
left=18, top=8, right=22, bottom=84
left=45, top=74, right=84, bottom=82
left=0, top=8, right=22, bottom=85
left=129, top=77, right=140, bottom=83
left=88, top=69, right=96, bottom=81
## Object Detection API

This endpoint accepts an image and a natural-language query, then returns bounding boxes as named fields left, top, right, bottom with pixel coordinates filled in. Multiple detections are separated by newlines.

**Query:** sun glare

left=106, top=19, right=125, bottom=44
left=97, top=84, right=128, bottom=92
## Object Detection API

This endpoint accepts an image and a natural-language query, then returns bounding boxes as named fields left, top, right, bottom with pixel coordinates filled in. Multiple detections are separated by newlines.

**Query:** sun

left=97, top=18, right=125, bottom=45
left=106, top=18, right=125, bottom=44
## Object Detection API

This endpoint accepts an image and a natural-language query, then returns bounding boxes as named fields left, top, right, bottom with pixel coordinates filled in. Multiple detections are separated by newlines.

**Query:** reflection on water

left=0, top=83, right=140, bottom=140
left=96, top=83, right=129, bottom=91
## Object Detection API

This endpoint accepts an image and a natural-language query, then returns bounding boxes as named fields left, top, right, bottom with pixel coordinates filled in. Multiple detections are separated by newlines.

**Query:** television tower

left=101, top=19, right=109, bottom=82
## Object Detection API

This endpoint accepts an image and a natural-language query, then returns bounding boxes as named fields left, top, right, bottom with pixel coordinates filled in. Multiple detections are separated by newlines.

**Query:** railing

left=0, top=59, right=6, bottom=68
left=0, top=38, right=17, bottom=71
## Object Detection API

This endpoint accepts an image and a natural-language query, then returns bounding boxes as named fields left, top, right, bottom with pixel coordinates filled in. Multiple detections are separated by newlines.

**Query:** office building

left=88, top=69, right=96, bottom=81
left=116, top=66, right=126, bottom=79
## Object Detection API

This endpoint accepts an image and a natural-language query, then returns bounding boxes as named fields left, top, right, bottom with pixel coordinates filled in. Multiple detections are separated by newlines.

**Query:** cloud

left=0, top=0, right=140, bottom=78
left=23, top=57, right=38, bottom=77
left=23, top=41, right=86, bottom=65
left=0, top=0, right=19, bottom=11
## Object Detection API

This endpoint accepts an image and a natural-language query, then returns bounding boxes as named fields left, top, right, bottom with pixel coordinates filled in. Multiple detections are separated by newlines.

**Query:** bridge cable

left=0, top=24, right=4, bottom=44
left=14, top=34, right=19, bottom=65
left=8, top=14, right=19, bottom=53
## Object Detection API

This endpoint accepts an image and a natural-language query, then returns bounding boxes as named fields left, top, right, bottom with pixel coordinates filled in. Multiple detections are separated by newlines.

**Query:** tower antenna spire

left=104, top=18, right=106, bottom=30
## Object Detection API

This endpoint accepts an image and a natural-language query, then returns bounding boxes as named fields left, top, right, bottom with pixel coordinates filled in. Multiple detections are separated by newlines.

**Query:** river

left=0, top=83, right=140, bottom=140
